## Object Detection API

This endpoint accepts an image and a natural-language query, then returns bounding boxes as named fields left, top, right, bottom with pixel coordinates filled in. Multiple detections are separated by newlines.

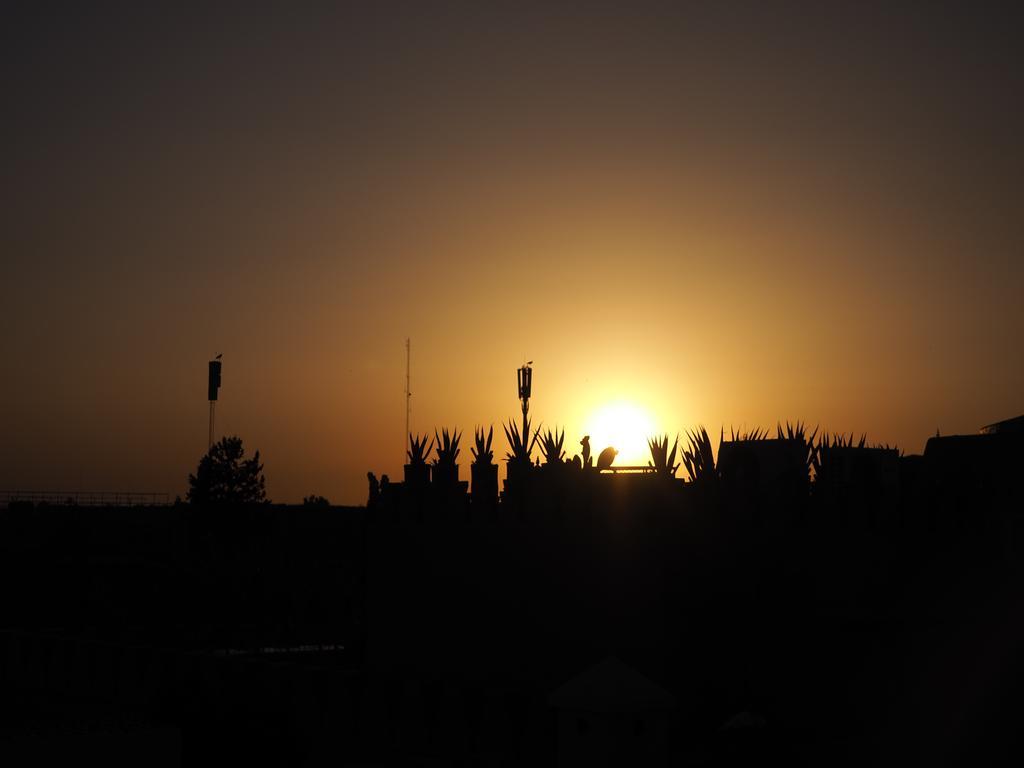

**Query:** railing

left=0, top=490, right=172, bottom=508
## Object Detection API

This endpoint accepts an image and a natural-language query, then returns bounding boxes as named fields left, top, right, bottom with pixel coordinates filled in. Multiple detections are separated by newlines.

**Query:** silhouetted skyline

left=2, top=3, right=1022, bottom=503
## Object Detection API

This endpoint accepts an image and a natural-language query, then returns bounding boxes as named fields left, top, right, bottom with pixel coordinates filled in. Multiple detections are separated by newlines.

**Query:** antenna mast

left=405, top=338, right=411, bottom=456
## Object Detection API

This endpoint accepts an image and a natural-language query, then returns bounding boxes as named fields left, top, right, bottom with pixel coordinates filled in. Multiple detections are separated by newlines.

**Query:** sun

left=582, top=401, right=658, bottom=467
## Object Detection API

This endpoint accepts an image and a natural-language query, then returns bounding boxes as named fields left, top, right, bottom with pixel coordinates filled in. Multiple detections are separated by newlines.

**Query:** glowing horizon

left=581, top=401, right=659, bottom=467
left=3, top=5, right=1022, bottom=504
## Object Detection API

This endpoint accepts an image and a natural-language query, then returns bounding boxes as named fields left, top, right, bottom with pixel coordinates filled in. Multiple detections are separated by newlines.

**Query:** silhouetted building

left=549, top=657, right=674, bottom=768
left=980, top=414, right=1024, bottom=434
left=717, top=438, right=807, bottom=494
left=924, top=429, right=1024, bottom=494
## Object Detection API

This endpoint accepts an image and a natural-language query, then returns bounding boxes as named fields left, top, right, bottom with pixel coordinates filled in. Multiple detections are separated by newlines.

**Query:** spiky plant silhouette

left=647, top=434, right=680, bottom=476
left=777, top=420, right=818, bottom=442
left=728, top=426, right=770, bottom=441
left=778, top=420, right=819, bottom=480
left=433, top=428, right=462, bottom=468
left=817, top=432, right=867, bottom=451
left=539, top=427, right=566, bottom=465
left=471, top=426, right=494, bottom=466
left=811, top=432, right=867, bottom=485
left=503, top=417, right=539, bottom=465
left=681, top=426, right=719, bottom=483
left=407, top=433, right=435, bottom=467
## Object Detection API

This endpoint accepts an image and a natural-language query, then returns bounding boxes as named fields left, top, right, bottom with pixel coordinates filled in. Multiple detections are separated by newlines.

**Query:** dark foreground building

left=2, top=421, right=1024, bottom=765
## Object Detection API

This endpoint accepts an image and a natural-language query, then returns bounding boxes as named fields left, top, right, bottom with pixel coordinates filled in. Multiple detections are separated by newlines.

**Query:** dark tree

left=187, top=436, right=268, bottom=505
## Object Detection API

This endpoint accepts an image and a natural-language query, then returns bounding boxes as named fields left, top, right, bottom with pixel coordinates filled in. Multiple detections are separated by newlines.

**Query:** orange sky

left=2, top=4, right=1022, bottom=503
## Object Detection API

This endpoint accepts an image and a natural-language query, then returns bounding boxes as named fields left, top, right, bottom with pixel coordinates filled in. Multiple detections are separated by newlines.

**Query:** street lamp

left=517, top=361, right=533, bottom=442
left=208, top=354, right=222, bottom=450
